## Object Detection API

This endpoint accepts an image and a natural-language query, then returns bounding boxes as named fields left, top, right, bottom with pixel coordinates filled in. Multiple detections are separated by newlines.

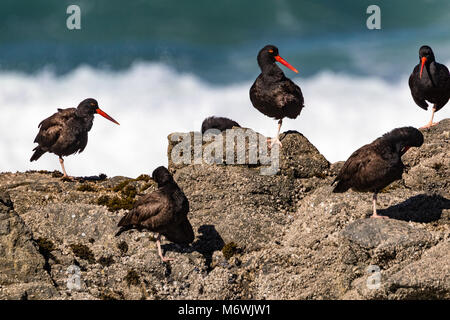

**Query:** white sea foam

left=0, top=62, right=448, bottom=177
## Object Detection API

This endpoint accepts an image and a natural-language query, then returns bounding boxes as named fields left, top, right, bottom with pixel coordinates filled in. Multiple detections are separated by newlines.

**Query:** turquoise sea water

left=1, top=0, right=450, bottom=83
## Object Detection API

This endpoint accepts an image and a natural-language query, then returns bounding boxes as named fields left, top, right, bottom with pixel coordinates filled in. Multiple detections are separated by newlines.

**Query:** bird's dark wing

left=77, top=134, right=89, bottom=153
left=408, top=68, right=429, bottom=110
left=434, top=63, right=450, bottom=111
left=333, top=146, right=371, bottom=192
left=334, top=140, right=402, bottom=193
left=117, top=191, right=172, bottom=231
left=274, top=79, right=304, bottom=109
left=37, top=108, right=76, bottom=130
left=162, top=218, right=195, bottom=244
left=437, top=63, right=450, bottom=83
left=334, top=144, right=388, bottom=192
left=33, top=108, right=76, bottom=147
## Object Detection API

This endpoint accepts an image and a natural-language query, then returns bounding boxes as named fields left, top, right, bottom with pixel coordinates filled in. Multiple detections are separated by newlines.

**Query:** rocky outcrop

left=0, top=120, right=448, bottom=300
left=402, top=119, right=450, bottom=193
left=0, top=192, right=58, bottom=299
left=167, top=128, right=330, bottom=178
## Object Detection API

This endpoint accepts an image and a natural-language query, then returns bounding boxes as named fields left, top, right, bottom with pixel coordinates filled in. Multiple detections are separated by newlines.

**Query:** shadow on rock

left=163, top=224, right=224, bottom=270
left=379, top=194, right=450, bottom=222
left=75, top=174, right=108, bottom=182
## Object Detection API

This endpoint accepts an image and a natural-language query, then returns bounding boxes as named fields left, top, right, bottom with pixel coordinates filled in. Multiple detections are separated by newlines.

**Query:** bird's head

left=418, top=45, right=435, bottom=79
left=257, top=45, right=298, bottom=73
left=77, top=98, right=120, bottom=125
left=384, top=126, right=424, bottom=156
left=152, top=166, right=174, bottom=186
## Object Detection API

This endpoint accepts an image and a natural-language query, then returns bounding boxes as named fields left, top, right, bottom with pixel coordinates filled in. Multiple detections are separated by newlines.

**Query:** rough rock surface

left=167, top=127, right=330, bottom=178
left=0, top=120, right=448, bottom=300
left=0, top=192, right=58, bottom=299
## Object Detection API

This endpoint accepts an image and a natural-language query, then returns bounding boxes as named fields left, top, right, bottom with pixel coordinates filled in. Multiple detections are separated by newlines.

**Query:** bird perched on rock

left=249, top=45, right=304, bottom=147
left=332, top=127, right=424, bottom=218
left=30, top=98, right=119, bottom=178
left=116, top=166, right=194, bottom=262
left=201, top=116, right=241, bottom=134
left=409, top=45, right=450, bottom=128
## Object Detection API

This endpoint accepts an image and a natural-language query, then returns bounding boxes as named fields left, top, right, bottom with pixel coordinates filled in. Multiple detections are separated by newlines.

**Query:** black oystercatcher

left=30, top=98, right=119, bottom=178
left=201, top=116, right=241, bottom=134
left=116, top=166, right=194, bottom=262
left=249, top=45, right=304, bottom=147
left=332, top=127, right=424, bottom=218
left=409, top=45, right=450, bottom=128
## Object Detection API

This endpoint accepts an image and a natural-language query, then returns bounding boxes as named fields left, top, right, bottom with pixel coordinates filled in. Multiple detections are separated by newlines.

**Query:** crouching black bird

left=409, top=45, right=450, bottom=128
left=116, top=166, right=194, bottom=262
left=201, top=116, right=241, bottom=134
left=250, top=45, right=304, bottom=147
left=30, top=98, right=119, bottom=178
left=332, top=127, right=424, bottom=218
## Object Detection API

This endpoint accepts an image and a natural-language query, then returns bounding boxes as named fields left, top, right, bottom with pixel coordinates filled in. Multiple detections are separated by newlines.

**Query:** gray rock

left=384, top=241, right=450, bottom=299
left=0, top=119, right=448, bottom=300
left=340, top=218, right=434, bottom=268
left=403, top=119, right=449, bottom=193
left=167, top=128, right=330, bottom=178
left=0, top=192, right=58, bottom=299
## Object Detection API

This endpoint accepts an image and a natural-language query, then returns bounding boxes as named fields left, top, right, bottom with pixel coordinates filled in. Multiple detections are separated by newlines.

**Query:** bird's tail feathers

left=117, top=210, right=134, bottom=227
left=115, top=225, right=133, bottom=237
left=332, top=180, right=349, bottom=193
left=30, top=147, right=46, bottom=162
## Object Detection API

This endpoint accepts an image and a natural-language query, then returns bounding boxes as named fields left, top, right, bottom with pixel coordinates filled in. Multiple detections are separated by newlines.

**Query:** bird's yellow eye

left=90, top=103, right=95, bottom=106
left=268, top=49, right=273, bottom=53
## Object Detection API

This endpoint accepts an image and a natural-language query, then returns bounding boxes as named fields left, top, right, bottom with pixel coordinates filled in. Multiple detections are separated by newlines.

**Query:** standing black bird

left=409, top=45, right=450, bottom=128
left=30, top=98, right=119, bottom=178
left=201, top=116, right=241, bottom=134
left=116, top=166, right=194, bottom=262
left=332, top=127, right=424, bottom=218
left=249, top=45, right=304, bottom=147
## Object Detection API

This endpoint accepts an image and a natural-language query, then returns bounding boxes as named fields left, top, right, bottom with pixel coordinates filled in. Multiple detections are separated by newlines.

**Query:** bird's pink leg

left=420, top=107, right=439, bottom=129
left=269, top=119, right=283, bottom=148
left=371, top=193, right=388, bottom=219
left=156, top=234, right=174, bottom=262
left=59, top=157, right=73, bottom=179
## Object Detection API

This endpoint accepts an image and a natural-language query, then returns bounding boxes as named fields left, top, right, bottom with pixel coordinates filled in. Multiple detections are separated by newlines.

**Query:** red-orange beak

left=401, top=146, right=411, bottom=155
left=419, top=57, right=427, bottom=79
left=274, top=55, right=299, bottom=73
left=96, top=108, right=120, bottom=125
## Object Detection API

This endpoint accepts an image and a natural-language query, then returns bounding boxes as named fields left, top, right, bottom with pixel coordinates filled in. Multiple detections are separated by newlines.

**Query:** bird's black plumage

left=249, top=45, right=304, bottom=120
left=30, top=98, right=119, bottom=177
left=409, top=46, right=450, bottom=119
left=30, top=98, right=119, bottom=160
left=201, top=116, right=241, bottom=134
left=116, top=166, right=194, bottom=245
left=332, top=127, right=424, bottom=194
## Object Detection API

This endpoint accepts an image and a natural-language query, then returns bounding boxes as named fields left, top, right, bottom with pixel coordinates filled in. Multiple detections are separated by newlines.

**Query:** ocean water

left=0, top=1, right=449, bottom=177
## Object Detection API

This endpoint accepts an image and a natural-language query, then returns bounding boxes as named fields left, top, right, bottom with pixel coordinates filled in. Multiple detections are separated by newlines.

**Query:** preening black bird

left=30, top=98, right=119, bottom=178
left=201, top=116, right=241, bottom=134
left=332, top=127, right=424, bottom=218
left=409, top=45, right=450, bottom=128
left=249, top=45, right=304, bottom=147
left=116, top=166, right=194, bottom=262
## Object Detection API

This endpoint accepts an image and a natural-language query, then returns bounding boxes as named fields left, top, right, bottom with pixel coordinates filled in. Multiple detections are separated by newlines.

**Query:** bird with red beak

left=250, top=45, right=304, bottom=148
left=409, top=45, right=450, bottom=129
left=30, top=98, right=119, bottom=178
